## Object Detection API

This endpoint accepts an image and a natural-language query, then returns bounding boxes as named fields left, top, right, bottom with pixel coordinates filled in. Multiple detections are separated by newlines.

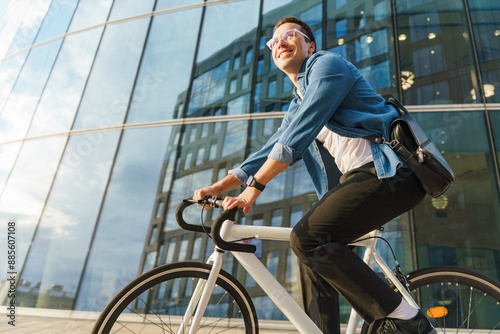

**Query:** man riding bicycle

left=194, top=16, right=435, bottom=334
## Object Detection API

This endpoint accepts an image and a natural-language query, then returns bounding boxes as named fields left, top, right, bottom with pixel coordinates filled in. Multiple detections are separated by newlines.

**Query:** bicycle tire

left=362, top=266, right=500, bottom=333
left=92, top=262, right=259, bottom=334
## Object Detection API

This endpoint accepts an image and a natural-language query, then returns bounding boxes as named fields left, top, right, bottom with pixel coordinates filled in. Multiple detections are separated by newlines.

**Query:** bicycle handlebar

left=175, top=197, right=257, bottom=254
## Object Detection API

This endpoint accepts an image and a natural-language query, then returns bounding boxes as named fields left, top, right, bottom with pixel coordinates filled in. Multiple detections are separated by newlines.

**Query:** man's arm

left=224, top=158, right=289, bottom=213
left=193, top=174, right=242, bottom=208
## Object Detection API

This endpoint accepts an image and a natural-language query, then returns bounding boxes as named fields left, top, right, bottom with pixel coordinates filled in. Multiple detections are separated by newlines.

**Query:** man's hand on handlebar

left=222, top=186, right=261, bottom=214
left=193, top=185, right=221, bottom=210
left=193, top=186, right=262, bottom=214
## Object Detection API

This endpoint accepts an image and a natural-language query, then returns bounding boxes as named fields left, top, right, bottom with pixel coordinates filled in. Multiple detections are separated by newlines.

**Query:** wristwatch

left=247, top=176, right=266, bottom=191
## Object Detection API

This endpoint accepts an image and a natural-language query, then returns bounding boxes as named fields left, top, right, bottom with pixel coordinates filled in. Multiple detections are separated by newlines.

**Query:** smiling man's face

left=271, top=22, right=315, bottom=78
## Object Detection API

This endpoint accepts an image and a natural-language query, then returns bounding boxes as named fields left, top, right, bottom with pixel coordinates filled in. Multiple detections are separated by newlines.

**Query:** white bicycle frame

left=180, top=219, right=419, bottom=334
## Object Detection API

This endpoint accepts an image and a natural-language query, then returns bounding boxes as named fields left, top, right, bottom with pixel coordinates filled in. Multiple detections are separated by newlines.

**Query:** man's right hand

left=193, top=174, right=243, bottom=209
left=193, top=185, right=221, bottom=209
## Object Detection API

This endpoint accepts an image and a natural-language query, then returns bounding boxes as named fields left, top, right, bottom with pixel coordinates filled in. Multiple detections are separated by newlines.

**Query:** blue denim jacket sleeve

left=228, top=109, right=296, bottom=185
left=268, top=53, right=358, bottom=164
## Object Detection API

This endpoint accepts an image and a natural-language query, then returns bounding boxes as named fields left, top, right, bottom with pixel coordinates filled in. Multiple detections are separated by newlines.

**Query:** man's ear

left=308, top=42, right=316, bottom=56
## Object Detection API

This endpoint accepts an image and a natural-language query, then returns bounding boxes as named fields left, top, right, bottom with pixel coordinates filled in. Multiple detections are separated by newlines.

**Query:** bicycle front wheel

left=92, top=262, right=258, bottom=334
left=407, top=266, right=500, bottom=332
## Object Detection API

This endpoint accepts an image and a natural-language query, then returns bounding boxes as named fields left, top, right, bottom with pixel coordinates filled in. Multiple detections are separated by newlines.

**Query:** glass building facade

left=0, top=0, right=499, bottom=324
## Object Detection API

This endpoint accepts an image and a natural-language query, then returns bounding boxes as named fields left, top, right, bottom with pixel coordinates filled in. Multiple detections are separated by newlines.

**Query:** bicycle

left=92, top=196, right=500, bottom=334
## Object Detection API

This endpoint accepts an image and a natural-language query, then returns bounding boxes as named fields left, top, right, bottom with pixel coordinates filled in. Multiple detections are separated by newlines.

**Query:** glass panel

left=0, top=0, right=79, bottom=142
left=142, top=251, right=157, bottom=273
left=126, top=0, right=202, bottom=123
left=395, top=0, right=478, bottom=104
left=17, top=131, right=120, bottom=309
left=188, top=60, right=230, bottom=116
left=72, top=1, right=155, bottom=129
left=3, top=0, right=51, bottom=56
left=0, top=137, right=66, bottom=284
left=27, top=0, right=115, bottom=136
left=412, top=111, right=500, bottom=281
left=491, top=111, right=500, bottom=167
left=192, top=235, right=203, bottom=260
left=187, top=0, right=260, bottom=117
left=0, top=142, right=22, bottom=194
left=271, top=209, right=283, bottom=227
left=0, top=0, right=55, bottom=109
left=0, top=52, right=29, bottom=112
left=74, top=126, right=171, bottom=311
left=221, top=120, right=248, bottom=157
left=0, top=40, right=62, bottom=143
left=326, top=0, right=398, bottom=99
left=467, top=0, right=500, bottom=103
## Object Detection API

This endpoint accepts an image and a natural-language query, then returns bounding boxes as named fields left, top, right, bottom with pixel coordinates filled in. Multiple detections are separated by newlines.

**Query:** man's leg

left=291, top=164, right=426, bottom=323
left=299, top=261, right=341, bottom=334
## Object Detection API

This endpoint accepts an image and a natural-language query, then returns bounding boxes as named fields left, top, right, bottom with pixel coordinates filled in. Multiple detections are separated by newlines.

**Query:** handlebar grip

left=175, top=198, right=211, bottom=233
left=212, top=208, right=257, bottom=254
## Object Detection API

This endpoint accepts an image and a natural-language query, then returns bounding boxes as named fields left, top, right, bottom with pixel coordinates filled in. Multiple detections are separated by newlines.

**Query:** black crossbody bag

left=366, top=98, right=455, bottom=198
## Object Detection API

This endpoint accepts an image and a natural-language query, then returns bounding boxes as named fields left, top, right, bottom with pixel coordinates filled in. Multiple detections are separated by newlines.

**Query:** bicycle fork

left=177, top=250, right=224, bottom=334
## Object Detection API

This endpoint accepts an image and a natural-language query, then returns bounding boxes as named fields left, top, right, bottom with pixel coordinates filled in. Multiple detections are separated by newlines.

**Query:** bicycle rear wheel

left=92, top=262, right=258, bottom=334
left=407, top=266, right=500, bottom=332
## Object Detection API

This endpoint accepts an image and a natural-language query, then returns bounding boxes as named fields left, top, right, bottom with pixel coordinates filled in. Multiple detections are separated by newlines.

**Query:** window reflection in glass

left=196, top=1, right=259, bottom=63
left=468, top=0, right=500, bottom=103
left=0, top=137, right=66, bottom=283
left=327, top=0, right=397, bottom=99
left=0, top=0, right=82, bottom=141
left=28, top=29, right=105, bottom=136
left=412, top=111, right=500, bottom=281
left=25, top=0, right=114, bottom=136
left=395, top=0, right=477, bottom=104
left=0, top=40, right=64, bottom=143
left=192, top=235, right=203, bottom=260
left=188, top=60, right=229, bottom=116
left=222, top=120, right=248, bottom=157
left=3, top=0, right=51, bottom=55
left=188, top=1, right=259, bottom=117
left=142, top=251, right=157, bottom=273
left=127, top=1, right=202, bottom=122
left=72, top=2, right=154, bottom=129
left=74, top=126, right=170, bottom=311
left=0, top=142, right=22, bottom=194
left=0, top=53, right=27, bottom=112
left=17, top=131, right=120, bottom=309
left=290, top=205, right=303, bottom=228
left=491, top=111, right=500, bottom=167
left=271, top=209, right=283, bottom=227
left=0, top=0, right=74, bottom=104
left=227, top=94, right=250, bottom=115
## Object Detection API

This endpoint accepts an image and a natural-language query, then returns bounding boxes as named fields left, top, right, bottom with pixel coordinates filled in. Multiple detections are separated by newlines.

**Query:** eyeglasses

left=266, top=28, right=311, bottom=50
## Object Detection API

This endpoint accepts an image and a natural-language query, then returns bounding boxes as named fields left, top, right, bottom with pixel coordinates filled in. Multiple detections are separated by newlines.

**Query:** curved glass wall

left=0, top=0, right=499, bottom=324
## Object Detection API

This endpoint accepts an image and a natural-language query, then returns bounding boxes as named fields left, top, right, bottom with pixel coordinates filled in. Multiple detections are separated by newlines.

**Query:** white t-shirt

left=316, top=126, right=374, bottom=174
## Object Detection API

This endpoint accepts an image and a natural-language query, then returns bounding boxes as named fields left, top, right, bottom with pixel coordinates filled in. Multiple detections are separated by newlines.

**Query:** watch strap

left=247, top=176, right=266, bottom=191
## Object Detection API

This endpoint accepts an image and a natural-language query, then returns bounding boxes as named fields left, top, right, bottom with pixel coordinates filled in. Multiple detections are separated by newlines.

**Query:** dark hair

left=274, top=16, right=316, bottom=51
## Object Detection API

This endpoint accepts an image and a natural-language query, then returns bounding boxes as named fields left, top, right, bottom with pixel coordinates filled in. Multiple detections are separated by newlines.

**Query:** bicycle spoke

left=405, top=268, right=500, bottom=334
left=149, top=285, right=174, bottom=334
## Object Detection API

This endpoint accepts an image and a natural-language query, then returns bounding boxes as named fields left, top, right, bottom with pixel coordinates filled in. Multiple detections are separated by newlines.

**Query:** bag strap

left=387, top=97, right=408, bottom=116
left=363, top=97, right=407, bottom=145
left=363, top=97, right=408, bottom=145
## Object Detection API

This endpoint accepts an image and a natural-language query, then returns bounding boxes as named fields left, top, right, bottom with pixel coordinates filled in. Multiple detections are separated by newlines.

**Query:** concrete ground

left=0, top=307, right=360, bottom=333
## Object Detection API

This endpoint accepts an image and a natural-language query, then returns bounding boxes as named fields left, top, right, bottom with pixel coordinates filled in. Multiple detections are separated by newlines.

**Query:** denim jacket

left=229, top=51, right=402, bottom=199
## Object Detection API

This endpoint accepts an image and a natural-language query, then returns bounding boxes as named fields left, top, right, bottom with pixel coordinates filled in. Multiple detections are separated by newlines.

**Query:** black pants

left=290, top=163, right=426, bottom=334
